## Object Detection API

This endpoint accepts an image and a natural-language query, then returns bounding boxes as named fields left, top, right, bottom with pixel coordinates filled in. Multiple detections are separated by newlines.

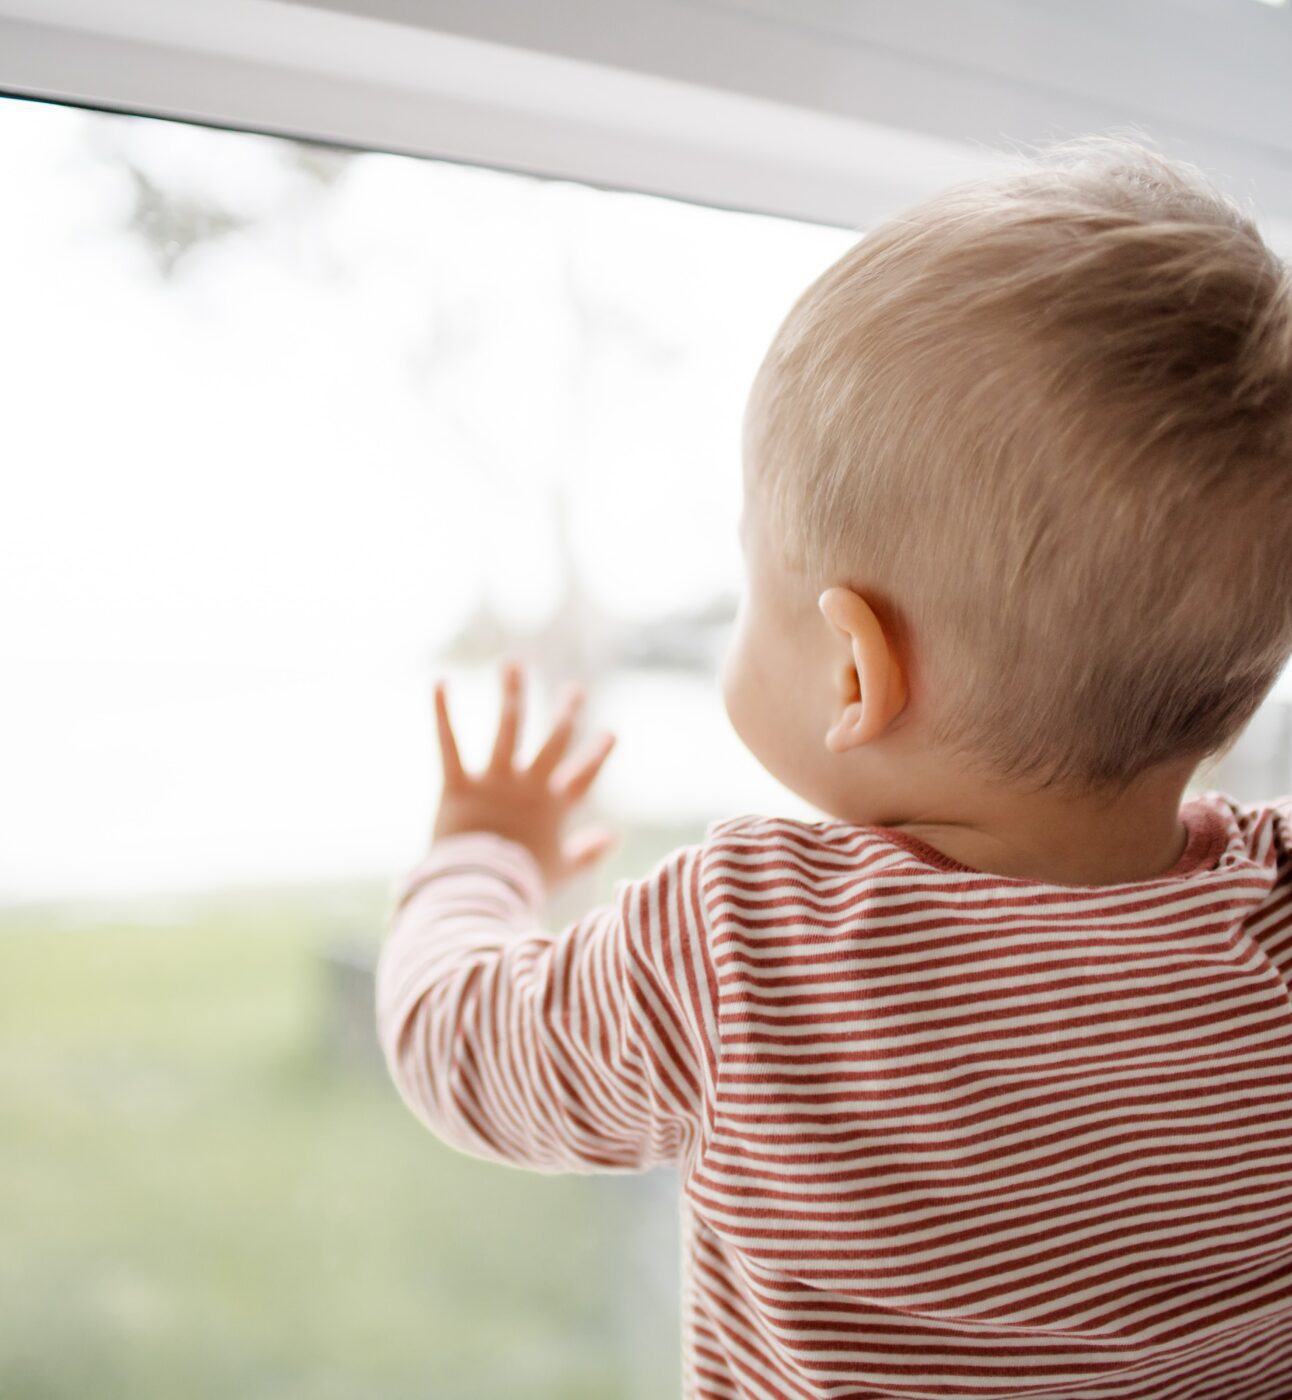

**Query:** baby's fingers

left=527, top=681, right=585, bottom=781
left=553, top=731, right=616, bottom=805
left=488, top=658, right=525, bottom=776
left=433, top=680, right=467, bottom=789
left=563, top=824, right=619, bottom=876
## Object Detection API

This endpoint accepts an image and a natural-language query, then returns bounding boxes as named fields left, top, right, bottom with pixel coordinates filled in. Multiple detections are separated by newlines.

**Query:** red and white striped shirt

left=375, top=789, right=1292, bottom=1399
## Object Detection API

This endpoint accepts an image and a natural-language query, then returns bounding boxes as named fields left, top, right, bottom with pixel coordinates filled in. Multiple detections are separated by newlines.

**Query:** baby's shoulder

left=705, top=811, right=838, bottom=845
left=695, top=815, right=926, bottom=936
left=1194, top=788, right=1292, bottom=865
left=702, top=812, right=906, bottom=865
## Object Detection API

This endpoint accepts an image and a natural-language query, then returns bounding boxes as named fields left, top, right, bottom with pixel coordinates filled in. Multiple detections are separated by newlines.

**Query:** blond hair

left=746, top=133, right=1292, bottom=794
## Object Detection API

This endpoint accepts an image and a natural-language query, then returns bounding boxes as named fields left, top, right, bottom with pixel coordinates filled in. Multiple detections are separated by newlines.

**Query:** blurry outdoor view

left=2, top=93, right=1291, bottom=1399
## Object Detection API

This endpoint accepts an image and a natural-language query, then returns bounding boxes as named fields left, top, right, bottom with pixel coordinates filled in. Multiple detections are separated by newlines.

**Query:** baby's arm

left=373, top=658, right=718, bottom=1173
left=375, top=830, right=714, bottom=1172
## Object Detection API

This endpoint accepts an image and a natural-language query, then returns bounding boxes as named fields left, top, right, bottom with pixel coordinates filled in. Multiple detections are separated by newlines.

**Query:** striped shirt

left=374, top=789, right=1292, bottom=1399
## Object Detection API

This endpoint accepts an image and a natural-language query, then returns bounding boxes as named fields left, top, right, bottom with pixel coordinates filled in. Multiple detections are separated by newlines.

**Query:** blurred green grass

left=0, top=887, right=680, bottom=1400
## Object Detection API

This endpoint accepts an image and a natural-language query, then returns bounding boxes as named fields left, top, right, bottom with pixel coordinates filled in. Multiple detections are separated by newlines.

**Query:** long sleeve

left=374, top=830, right=720, bottom=1175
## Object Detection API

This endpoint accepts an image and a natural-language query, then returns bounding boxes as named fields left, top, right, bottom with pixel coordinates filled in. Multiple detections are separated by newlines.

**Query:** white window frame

left=1, top=0, right=1290, bottom=241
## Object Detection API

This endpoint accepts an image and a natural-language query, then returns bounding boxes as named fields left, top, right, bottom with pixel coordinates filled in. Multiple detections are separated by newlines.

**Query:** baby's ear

left=818, top=588, right=908, bottom=753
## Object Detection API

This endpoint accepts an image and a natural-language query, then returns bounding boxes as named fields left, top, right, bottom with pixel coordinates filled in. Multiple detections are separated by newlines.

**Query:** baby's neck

left=875, top=760, right=1197, bottom=886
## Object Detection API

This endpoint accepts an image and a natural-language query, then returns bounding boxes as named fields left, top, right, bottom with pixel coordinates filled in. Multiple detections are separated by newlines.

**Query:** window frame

left=1, top=0, right=1290, bottom=243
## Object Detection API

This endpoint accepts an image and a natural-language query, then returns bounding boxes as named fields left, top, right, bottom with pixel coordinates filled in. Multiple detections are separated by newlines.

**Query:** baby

left=375, top=135, right=1292, bottom=1400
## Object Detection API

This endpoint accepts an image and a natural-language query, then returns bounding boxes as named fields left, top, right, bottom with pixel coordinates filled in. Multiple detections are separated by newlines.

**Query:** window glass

left=0, top=94, right=852, bottom=1399
left=2, top=93, right=1288, bottom=1399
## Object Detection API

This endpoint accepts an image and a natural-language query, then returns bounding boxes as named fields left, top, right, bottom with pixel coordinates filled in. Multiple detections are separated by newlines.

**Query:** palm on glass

left=431, top=658, right=619, bottom=892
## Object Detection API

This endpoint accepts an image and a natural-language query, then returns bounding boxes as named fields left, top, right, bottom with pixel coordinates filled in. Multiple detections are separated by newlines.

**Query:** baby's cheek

left=726, top=639, right=781, bottom=762
left=719, top=637, right=746, bottom=738
left=721, top=628, right=770, bottom=754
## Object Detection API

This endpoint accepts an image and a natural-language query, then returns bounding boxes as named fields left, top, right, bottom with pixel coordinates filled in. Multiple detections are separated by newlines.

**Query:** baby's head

left=722, top=134, right=1292, bottom=826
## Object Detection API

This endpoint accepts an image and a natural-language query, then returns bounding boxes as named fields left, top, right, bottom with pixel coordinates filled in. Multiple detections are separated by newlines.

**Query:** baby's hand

left=430, top=658, right=619, bottom=892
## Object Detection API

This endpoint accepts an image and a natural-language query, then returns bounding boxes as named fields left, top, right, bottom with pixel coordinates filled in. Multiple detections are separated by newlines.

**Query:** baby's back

left=686, top=791, right=1292, bottom=1399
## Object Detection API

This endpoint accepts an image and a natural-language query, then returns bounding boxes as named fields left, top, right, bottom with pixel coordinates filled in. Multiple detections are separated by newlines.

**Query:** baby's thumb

left=564, top=825, right=619, bottom=873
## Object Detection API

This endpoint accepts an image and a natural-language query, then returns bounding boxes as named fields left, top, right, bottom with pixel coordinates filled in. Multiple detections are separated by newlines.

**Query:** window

left=3, top=91, right=1289, bottom=1400
left=0, top=93, right=852, bottom=1398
